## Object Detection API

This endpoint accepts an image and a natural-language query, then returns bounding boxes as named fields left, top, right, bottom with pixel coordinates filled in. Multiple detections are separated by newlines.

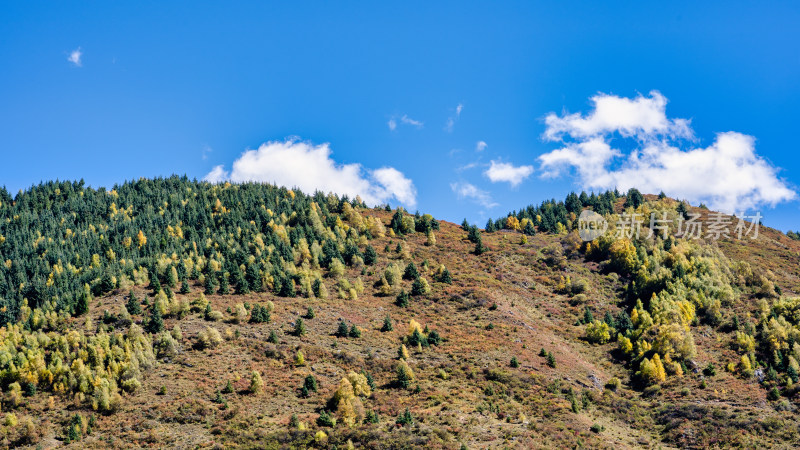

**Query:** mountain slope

left=0, top=180, right=799, bottom=449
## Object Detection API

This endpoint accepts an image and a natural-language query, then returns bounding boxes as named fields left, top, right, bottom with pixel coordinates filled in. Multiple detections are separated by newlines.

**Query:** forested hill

left=0, top=177, right=396, bottom=323
left=2, top=177, right=800, bottom=448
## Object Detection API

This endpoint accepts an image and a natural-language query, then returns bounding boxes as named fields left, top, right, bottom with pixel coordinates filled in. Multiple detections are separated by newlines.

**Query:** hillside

left=0, top=179, right=800, bottom=448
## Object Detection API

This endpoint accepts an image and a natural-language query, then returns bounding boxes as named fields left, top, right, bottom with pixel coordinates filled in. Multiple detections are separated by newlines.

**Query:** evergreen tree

left=381, top=315, right=393, bottom=332
left=439, top=268, right=452, bottom=284
left=125, top=290, right=142, bottom=315
left=396, top=408, right=414, bottom=426
left=335, top=320, right=349, bottom=337
left=75, top=290, right=90, bottom=316
left=217, top=272, right=230, bottom=295
left=403, top=262, right=419, bottom=280
left=166, top=266, right=177, bottom=288
left=204, top=274, right=216, bottom=295
left=303, top=375, right=318, bottom=393
left=179, top=279, right=190, bottom=294
left=523, top=220, right=536, bottom=236
left=396, top=290, right=410, bottom=307
left=624, top=188, right=644, bottom=209
left=146, top=305, right=164, bottom=334
left=363, top=245, right=377, bottom=266
left=293, top=318, right=306, bottom=336
left=150, top=274, right=162, bottom=292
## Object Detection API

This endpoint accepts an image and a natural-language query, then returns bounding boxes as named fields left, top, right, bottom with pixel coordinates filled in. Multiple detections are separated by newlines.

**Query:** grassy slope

left=21, top=207, right=800, bottom=449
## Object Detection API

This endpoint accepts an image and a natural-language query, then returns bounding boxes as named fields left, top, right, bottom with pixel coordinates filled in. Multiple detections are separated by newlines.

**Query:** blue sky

left=1, top=2, right=799, bottom=230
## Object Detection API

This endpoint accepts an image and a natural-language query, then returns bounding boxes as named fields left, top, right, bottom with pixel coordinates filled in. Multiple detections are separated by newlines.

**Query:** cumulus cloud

left=67, top=47, right=82, bottom=67
left=450, top=181, right=497, bottom=208
left=475, top=141, right=487, bottom=152
left=544, top=91, right=692, bottom=141
left=204, top=165, right=228, bottom=183
left=203, top=138, right=417, bottom=207
left=539, top=91, right=795, bottom=212
left=389, top=114, right=423, bottom=130
left=485, top=160, right=534, bottom=187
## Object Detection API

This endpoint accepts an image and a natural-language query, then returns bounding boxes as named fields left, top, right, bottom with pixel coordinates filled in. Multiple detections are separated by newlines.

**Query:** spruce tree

left=125, top=290, right=142, bottom=315
left=396, top=290, right=410, bottom=307
left=204, top=274, right=216, bottom=295
left=75, top=291, right=90, bottom=316
left=403, top=262, right=419, bottom=280
left=217, top=272, right=230, bottom=295
left=146, top=305, right=164, bottom=334
left=364, top=245, right=377, bottom=265
left=335, top=320, right=349, bottom=337
left=179, top=279, right=190, bottom=294
left=439, top=268, right=452, bottom=284
left=381, top=315, right=393, bottom=332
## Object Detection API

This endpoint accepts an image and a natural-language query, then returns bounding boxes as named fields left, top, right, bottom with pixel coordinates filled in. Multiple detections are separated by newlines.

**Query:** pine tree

left=403, top=262, right=419, bottom=280
left=293, top=318, right=307, bottom=336
left=166, top=266, right=177, bottom=288
left=363, top=245, right=377, bottom=266
left=381, top=315, right=393, bottom=332
left=125, top=290, right=142, bottom=315
left=474, top=236, right=486, bottom=255
left=75, top=290, right=90, bottom=316
left=146, top=305, right=164, bottom=334
left=336, top=320, right=349, bottom=337
left=439, top=268, right=452, bottom=284
left=217, top=272, right=230, bottom=295
left=150, top=274, right=162, bottom=292
left=317, top=410, right=336, bottom=427
left=349, top=324, right=361, bottom=338
left=396, top=408, right=414, bottom=426
left=304, top=375, right=318, bottom=393
left=396, top=290, right=410, bottom=307
left=268, top=329, right=279, bottom=344
left=204, top=274, right=216, bottom=295
left=179, top=279, right=190, bottom=294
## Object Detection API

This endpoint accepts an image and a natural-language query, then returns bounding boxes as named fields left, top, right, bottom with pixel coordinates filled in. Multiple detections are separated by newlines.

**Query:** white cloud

left=475, top=141, right=487, bottom=152
left=67, top=47, right=82, bottom=67
left=544, top=91, right=692, bottom=142
left=401, top=115, right=423, bottom=128
left=204, top=165, right=228, bottom=183
left=450, top=181, right=497, bottom=208
left=389, top=114, right=423, bottom=131
left=485, top=160, right=534, bottom=187
left=539, top=91, right=796, bottom=212
left=203, top=138, right=417, bottom=207
left=444, top=103, right=464, bottom=132
left=456, top=162, right=479, bottom=172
